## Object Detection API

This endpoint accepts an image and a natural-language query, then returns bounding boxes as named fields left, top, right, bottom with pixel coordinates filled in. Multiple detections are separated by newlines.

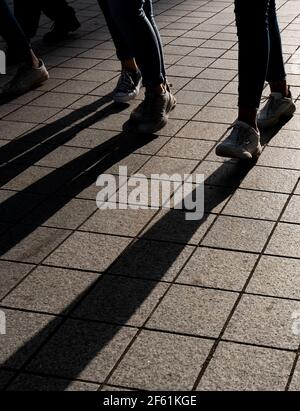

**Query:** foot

left=258, top=90, right=296, bottom=129
left=125, top=88, right=176, bottom=133
left=43, top=14, right=80, bottom=44
left=1, top=60, right=49, bottom=95
left=215, top=121, right=262, bottom=160
left=113, top=69, right=142, bottom=103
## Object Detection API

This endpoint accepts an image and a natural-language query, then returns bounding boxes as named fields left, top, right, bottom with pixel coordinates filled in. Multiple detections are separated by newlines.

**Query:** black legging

left=0, top=0, right=32, bottom=62
left=13, top=0, right=75, bottom=39
left=235, top=0, right=286, bottom=108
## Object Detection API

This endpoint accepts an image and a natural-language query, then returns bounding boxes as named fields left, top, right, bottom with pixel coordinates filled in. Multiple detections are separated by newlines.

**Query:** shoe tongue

left=270, top=92, right=283, bottom=99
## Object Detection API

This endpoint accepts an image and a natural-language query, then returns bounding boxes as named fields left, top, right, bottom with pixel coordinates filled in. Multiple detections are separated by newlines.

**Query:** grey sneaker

left=1, top=60, right=49, bottom=95
left=216, top=121, right=262, bottom=160
left=113, top=70, right=142, bottom=103
left=258, top=91, right=296, bottom=129
left=125, top=89, right=176, bottom=134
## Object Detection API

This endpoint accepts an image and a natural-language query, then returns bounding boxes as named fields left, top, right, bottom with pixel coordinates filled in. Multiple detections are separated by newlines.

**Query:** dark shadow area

left=0, top=112, right=289, bottom=390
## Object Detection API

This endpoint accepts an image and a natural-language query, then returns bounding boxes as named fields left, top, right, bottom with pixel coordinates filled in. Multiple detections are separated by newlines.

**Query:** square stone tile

left=269, top=130, right=300, bottom=149
left=74, top=276, right=168, bottom=326
left=247, top=255, right=300, bottom=299
left=138, top=156, right=198, bottom=179
left=30, top=92, right=82, bottom=109
left=27, top=320, right=136, bottom=382
left=183, top=78, right=227, bottom=93
left=177, top=121, right=225, bottom=140
left=281, top=196, right=300, bottom=223
left=223, top=189, right=288, bottom=220
left=1, top=226, right=71, bottom=264
left=2, top=166, right=73, bottom=195
left=175, top=90, right=214, bottom=106
left=0, top=308, right=61, bottom=368
left=44, top=231, right=131, bottom=272
left=5, top=106, right=61, bottom=123
left=266, top=223, right=300, bottom=258
left=81, top=208, right=156, bottom=237
left=157, top=138, right=214, bottom=159
left=36, top=146, right=88, bottom=168
left=208, top=93, right=237, bottom=108
left=109, top=239, right=194, bottom=281
left=194, top=161, right=247, bottom=188
left=0, top=120, right=36, bottom=140
left=147, top=284, right=237, bottom=337
left=177, top=248, right=258, bottom=291
left=224, top=294, right=300, bottom=349
left=257, top=147, right=300, bottom=170
left=197, top=342, right=294, bottom=391
left=202, top=216, right=274, bottom=252
left=141, top=210, right=216, bottom=245
left=7, top=374, right=99, bottom=391
left=0, top=260, right=34, bottom=300
left=289, top=359, right=300, bottom=391
left=23, top=198, right=97, bottom=230
left=194, top=107, right=237, bottom=124
left=240, top=166, right=300, bottom=193
left=3, top=266, right=99, bottom=314
left=110, top=330, right=213, bottom=390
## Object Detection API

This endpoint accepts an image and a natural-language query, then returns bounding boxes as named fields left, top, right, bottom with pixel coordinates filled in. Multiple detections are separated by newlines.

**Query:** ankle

left=28, top=49, right=40, bottom=69
left=146, top=83, right=166, bottom=95
left=269, top=80, right=289, bottom=97
left=238, top=107, right=258, bottom=131
left=121, top=58, right=139, bottom=73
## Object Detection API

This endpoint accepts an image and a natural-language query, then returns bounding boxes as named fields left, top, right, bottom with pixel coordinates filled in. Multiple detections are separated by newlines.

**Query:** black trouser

left=0, top=0, right=32, bottom=62
left=14, top=0, right=76, bottom=38
left=235, top=0, right=286, bottom=108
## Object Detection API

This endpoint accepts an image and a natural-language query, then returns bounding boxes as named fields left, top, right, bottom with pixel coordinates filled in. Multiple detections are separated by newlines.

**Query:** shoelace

left=116, top=71, right=135, bottom=93
left=226, top=123, right=251, bottom=146
left=260, top=94, right=277, bottom=117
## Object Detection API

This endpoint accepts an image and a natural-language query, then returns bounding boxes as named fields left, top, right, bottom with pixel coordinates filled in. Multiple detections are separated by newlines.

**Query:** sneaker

left=215, top=121, right=262, bottom=160
left=1, top=60, right=49, bottom=95
left=125, top=88, right=176, bottom=134
left=258, top=90, right=296, bottom=129
left=130, top=80, right=173, bottom=122
left=43, top=14, right=80, bottom=44
left=113, top=70, right=142, bottom=103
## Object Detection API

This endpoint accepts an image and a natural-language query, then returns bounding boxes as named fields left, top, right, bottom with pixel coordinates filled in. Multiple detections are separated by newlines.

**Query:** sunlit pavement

left=0, top=0, right=300, bottom=391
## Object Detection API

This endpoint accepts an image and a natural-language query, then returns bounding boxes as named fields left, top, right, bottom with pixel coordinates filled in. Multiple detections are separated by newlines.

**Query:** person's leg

left=108, top=0, right=165, bottom=91
left=0, top=0, right=37, bottom=65
left=258, top=0, right=296, bottom=128
left=216, top=0, right=270, bottom=159
left=143, top=0, right=166, bottom=81
left=235, top=0, right=271, bottom=130
left=266, top=0, right=287, bottom=95
left=107, top=0, right=175, bottom=133
left=42, top=0, right=80, bottom=43
left=0, top=0, right=49, bottom=95
left=97, top=0, right=141, bottom=103
left=13, top=0, right=41, bottom=39
left=98, top=0, right=134, bottom=64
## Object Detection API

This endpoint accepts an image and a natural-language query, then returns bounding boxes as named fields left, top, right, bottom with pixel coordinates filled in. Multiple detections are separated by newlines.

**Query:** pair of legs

left=236, top=0, right=288, bottom=129
left=98, top=0, right=166, bottom=93
left=13, top=0, right=79, bottom=42
left=97, top=0, right=175, bottom=134
left=0, top=0, right=49, bottom=95
left=0, top=0, right=38, bottom=67
left=216, top=0, right=295, bottom=159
